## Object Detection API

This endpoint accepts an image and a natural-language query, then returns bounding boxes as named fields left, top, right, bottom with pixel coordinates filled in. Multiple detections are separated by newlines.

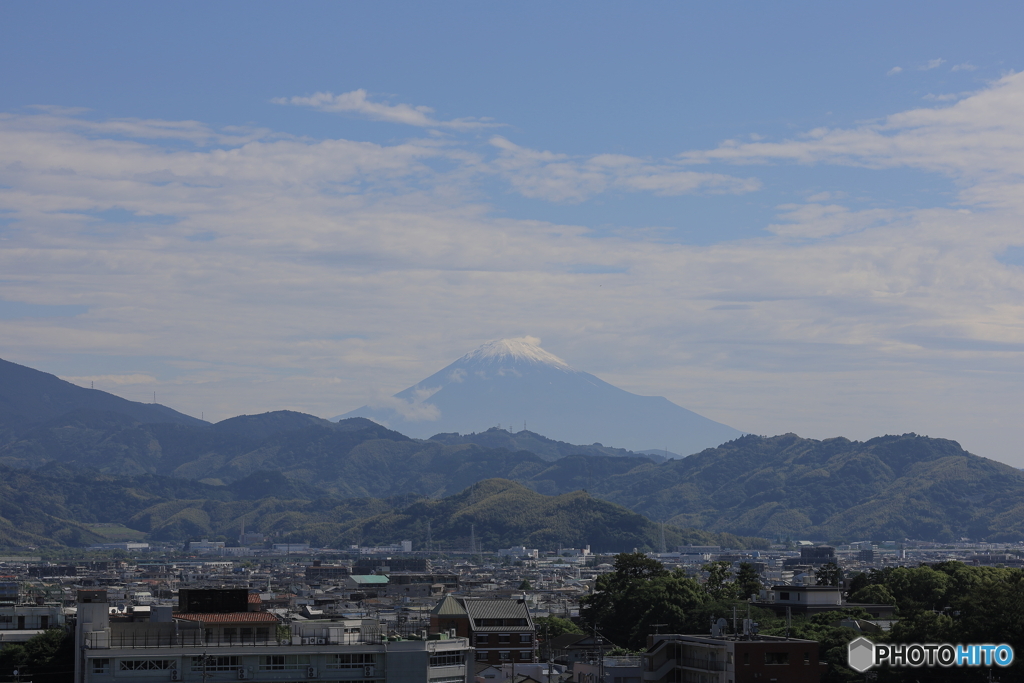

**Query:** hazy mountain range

left=2, top=354, right=1024, bottom=548
left=336, top=338, right=743, bottom=457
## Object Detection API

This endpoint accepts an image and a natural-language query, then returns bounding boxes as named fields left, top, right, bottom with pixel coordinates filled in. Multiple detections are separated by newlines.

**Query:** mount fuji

left=335, top=338, right=743, bottom=457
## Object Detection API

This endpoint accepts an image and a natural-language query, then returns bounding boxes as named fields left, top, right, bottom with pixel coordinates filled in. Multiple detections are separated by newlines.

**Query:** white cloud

left=921, top=58, right=946, bottom=71
left=951, top=62, right=977, bottom=72
left=5, top=77, right=1024, bottom=465
left=271, top=89, right=501, bottom=130
left=679, top=72, right=1024, bottom=208
left=489, top=136, right=760, bottom=202
left=887, top=66, right=903, bottom=76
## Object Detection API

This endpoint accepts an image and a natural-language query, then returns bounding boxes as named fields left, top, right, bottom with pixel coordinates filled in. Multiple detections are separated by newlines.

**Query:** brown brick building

left=430, top=596, right=535, bottom=666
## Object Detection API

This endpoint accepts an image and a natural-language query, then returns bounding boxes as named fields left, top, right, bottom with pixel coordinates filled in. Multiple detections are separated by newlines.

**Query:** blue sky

left=3, top=2, right=1024, bottom=464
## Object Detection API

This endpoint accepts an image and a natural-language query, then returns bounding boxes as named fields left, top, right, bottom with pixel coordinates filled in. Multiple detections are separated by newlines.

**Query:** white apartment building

left=74, top=590, right=471, bottom=683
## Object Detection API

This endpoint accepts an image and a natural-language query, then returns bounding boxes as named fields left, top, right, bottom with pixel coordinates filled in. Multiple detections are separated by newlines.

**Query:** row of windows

left=429, top=652, right=466, bottom=667
left=327, top=653, right=377, bottom=669
left=120, top=660, right=175, bottom=671
left=475, top=651, right=531, bottom=661
left=475, top=634, right=532, bottom=644
left=430, top=677, right=466, bottom=683
left=191, top=656, right=240, bottom=672
left=260, top=655, right=312, bottom=670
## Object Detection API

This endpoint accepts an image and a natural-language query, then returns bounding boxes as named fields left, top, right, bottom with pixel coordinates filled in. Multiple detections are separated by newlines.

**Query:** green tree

left=0, top=629, right=73, bottom=683
left=581, top=553, right=706, bottom=649
left=735, top=562, right=763, bottom=600
left=702, top=561, right=736, bottom=600
left=815, top=562, right=840, bottom=587
left=518, top=579, right=532, bottom=590
left=534, top=616, right=582, bottom=638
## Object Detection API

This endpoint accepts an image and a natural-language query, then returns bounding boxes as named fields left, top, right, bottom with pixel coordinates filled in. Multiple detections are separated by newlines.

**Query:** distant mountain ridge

left=336, top=337, right=743, bottom=456
left=4, top=355, right=1024, bottom=544
left=428, top=427, right=665, bottom=462
left=0, top=356, right=205, bottom=445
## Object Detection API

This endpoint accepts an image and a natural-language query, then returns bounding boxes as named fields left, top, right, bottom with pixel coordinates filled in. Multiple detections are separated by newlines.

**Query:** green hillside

left=589, top=433, right=1024, bottom=542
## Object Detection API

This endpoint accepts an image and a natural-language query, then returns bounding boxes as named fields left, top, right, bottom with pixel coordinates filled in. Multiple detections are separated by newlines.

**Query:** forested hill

left=0, top=357, right=205, bottom=444
left=586, top=433, right=1024, bottom=542
left=0, top=466, right=762, bottom=552
left=4, top=354, right=1024, bottom=543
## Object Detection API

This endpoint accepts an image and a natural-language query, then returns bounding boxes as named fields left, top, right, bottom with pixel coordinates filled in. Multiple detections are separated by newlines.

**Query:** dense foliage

left=0, top=629, right=74, bottom=683
left=583, top=554, right=1024, bottom=682
left=5, top=367, right=1024, bottom=543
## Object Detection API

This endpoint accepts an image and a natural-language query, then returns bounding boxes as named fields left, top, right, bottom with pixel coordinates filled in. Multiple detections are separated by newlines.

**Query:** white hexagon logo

left=848, top=637, right=875, bottom=673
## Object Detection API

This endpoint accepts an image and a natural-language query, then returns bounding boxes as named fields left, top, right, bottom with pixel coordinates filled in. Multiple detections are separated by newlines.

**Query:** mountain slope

left=0, top=356, right=205, bottom=444
left=336, top=338, right=743, bottom=456
left=589, top=433, right=1024, bottom=541
left=428, top=427, right=664, bottom=462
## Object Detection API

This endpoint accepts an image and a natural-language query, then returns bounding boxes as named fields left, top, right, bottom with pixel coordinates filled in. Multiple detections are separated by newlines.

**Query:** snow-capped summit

left=335, top=337, right=743, bottom=457
left=460, top=336, right=571, bottom=369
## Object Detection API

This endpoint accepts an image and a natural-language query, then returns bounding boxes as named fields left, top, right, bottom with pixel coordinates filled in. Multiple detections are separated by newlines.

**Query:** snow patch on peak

left=461, top=337, right=571, bottom=369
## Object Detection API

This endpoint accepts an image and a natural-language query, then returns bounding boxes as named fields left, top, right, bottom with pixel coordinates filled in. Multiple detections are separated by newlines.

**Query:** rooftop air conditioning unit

left=237, top=667, right=247, bottom=680
left=449, top=628, right=457, bottom=638
left=317, top=638, right=326, bottom=645
left=363, top=665, right=375, bottom=677
left=306, top=666, right=316, bottom=678
left=170, top=670, right=179, bottom=681
left=301, top=637, right=310, bottom=645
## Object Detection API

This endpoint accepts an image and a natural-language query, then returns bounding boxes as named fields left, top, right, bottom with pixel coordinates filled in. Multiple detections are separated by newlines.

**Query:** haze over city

left=3, top=3, right=1024, bottom=466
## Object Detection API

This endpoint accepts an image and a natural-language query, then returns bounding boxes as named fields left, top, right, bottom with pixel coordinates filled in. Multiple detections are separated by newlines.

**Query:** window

left=429, top=652, right=466, bottom=667
left=499, top=651, right=510, bottom=661
left=519, top=634, right=532, bottom=643
left=765, top=652, right=790, bottom=665
left=120, top=660, right=175, bottom=671
left=476, top=652, right=489, bottom=662
left=498, top=634, right=511, bottom=644
left=190, top=656, right=239, bottom=672
left=475, top=634, right=490, bottom=645
left=329, top=653, right=377, bottom=669
left=430, top=677, right=465, bottom=683
left=779, top=592, right=790, bottom=601
left=0, top=616, right=12, bottom=624
left=519, top=651, right=530, bottom=661
left=91, top=659, right=110, bottom=674
left=743, top=652, right=749, bottom=665
left=804, top=652, right=810, bottom=663
left=259, top=655, right=310, bottom=671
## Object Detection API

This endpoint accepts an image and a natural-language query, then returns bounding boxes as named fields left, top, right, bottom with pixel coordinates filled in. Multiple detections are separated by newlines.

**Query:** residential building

left=755, top=585, right=895, bottom=619
left=430, top=596, right=535, bottom=667
left=644, top=633, right=825, bottom=683
left=73, top=589, right=472, bottom=683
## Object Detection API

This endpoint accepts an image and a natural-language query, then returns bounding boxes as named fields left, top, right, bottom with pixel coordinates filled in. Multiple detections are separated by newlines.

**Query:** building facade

left=430, top=597, right=535, bottom=667
left=644, top=633, right=825, bottom=683
left=74, top=589, right=471, bottom=683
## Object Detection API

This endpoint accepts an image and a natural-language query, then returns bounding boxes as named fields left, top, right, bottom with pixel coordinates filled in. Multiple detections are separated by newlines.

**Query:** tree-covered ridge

left=583, top=554, right=1024, bottom=682
left=587, top=433, right=1024, bottom=541
left=5, top=401, right=1024, bottom=541
left=0, top=465, right=764, bottom=551
left=428, top=427, right=662, bottom=462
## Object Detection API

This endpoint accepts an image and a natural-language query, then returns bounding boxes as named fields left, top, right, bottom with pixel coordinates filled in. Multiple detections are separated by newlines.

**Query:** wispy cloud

left=951, top=62, right=977, bottom=72
left=271, top=89, right=501, bottom=130
left=887, top=66, right=903, bottom=76
left=489, top=136, right=760, bottom=202
left=921, top=58, right=946, bottom=71
left=5, top=77, right=1024, bottom=464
